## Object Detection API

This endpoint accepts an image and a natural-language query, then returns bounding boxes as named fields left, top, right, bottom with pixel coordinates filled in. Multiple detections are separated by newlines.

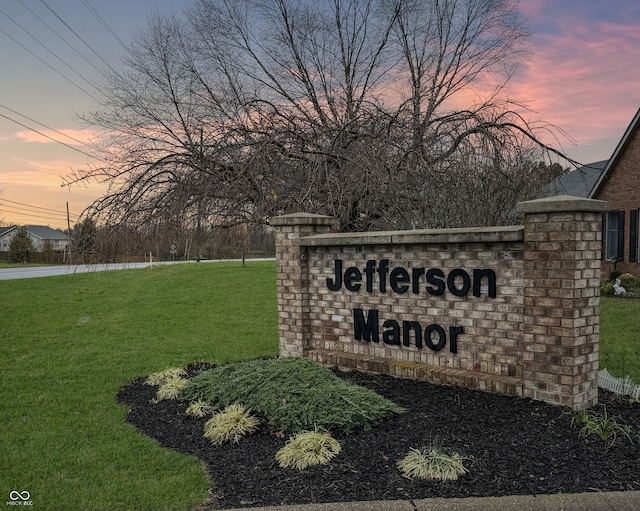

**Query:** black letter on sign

left=364, top=260, right=376, bottom=292
left=382, top=320, right=401, bottom=345
left=354, top=309, right=379, bottom=342
left=403, top=320, right=422, bottom=347
left=377, top=259, right=389, bottom=293
left=447, top=269, right=470, bottom=296
left=426, top=269, right=445, bottom=295
left=425, top=324, right=446, bottom=351
left=412, top=267, right=425, bottom=294
left=344, top=267, right=362, bottom=292
left=449, top=326, right=463, bottom=353
left=472, top=269, right=497, bottom=298
left=390, top=267, right=410, bottom=294
left=326, top=260, right=343, bottom=291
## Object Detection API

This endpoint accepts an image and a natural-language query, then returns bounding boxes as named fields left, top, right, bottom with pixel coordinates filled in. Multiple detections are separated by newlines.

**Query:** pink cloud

left=14, top=128, right=98, bottom=146
left=507, top=10, right=640, bottom=160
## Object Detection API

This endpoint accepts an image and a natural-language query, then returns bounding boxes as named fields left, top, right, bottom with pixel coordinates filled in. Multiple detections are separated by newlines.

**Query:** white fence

left=598, top=368, right=640, bottom=399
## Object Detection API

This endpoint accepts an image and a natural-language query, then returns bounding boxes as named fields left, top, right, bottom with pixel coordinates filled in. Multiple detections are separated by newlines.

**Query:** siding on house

left=0, top=227, right=13, bottom=252
left=0, top=225, right=69, bottom=252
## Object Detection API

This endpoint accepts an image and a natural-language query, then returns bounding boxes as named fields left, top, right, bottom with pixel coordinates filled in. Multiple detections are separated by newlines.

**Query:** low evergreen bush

left=181, top=357, right=404, bottom=434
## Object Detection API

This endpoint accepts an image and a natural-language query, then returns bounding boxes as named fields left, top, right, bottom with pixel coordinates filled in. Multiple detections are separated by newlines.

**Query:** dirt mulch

left=116, top=365, right=640, bottom=509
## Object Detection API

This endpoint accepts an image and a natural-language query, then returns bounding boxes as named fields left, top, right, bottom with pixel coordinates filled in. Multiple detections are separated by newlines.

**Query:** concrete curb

left=222, top=491, right=640, bottom=511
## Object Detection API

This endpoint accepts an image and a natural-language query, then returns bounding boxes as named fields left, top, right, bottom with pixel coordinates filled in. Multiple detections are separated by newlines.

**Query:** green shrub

left=182, top=357, right=404, bottom=434
left=619, top=273, right=640, bottom=293
left=203, top=404, right=260, bottom=444
left=609, top=270, right=622, bottom=281
left=601, top=280, right=614, bottom=296
left=397, top=446, right=469, bottom=481
left=602, top=272, right=640, bottom=295
left=276, top=430, right=341, bottom=469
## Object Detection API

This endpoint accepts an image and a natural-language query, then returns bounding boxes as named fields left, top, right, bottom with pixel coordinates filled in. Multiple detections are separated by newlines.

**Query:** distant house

left=546, top=107, right=640, bottom=275
left=0, top=225, right=70, bottom=253
left=0, top=226, right=13, bottom=252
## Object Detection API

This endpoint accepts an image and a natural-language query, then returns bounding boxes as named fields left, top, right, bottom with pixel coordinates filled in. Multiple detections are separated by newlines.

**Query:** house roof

left=0, top=226, right=16, bottom=237
left=24, top=225, right=68, bottom=240
left=545, top=160, right=607, bottom=198
left=590, top=107, right=640, bottom=198
left=0, top=225, right=67, bottom=240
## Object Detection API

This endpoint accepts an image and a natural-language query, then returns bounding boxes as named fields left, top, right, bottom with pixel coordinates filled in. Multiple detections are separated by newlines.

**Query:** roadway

left=0, top=259, right=273, bottom=280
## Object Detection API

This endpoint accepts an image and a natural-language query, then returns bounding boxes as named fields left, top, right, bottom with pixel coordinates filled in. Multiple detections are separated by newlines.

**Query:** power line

left=0, top=25, right=100, bottom=102
left=80, top=0, right=127, bottom=50
left=0, top=103, right=97, bottom=152
left=0, top=198, right=79, bottom=218
left=16, top=0, right=106, bottom=78
left=0, top=111, right=98, bottom=160
left=38, top=0, right=120, bottom=77
left=0, top=199, right=80, bottom=225
left=0, top=5, right=100, bottom=94
left=0, top=207, right=70, bottom=223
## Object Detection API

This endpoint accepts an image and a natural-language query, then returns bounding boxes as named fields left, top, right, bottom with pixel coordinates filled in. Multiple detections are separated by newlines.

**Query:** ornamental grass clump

left=204, top=404, right=260, bottom=445
left=276, top=430, right=341, bottom=470
left=397, top=446, right=469, bottom=481
left=153, top=374, right=188, bottom=402
left=182, top=357, right=404, bottom=434
left=569, top=406, right=633, bottom=449
left=145, top=367, right=187, bottom=386
left=186, top=400, right=215, bottom=418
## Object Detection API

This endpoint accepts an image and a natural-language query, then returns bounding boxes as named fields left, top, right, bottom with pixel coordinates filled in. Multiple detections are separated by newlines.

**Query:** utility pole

left=66, top=202, right=72, bottom=264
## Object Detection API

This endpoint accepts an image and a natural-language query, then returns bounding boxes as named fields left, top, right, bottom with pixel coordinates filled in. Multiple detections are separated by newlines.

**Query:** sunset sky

left=1, top=0, right=639, bottom=229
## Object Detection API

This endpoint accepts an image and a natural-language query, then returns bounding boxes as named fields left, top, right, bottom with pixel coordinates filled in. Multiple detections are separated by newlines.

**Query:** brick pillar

left=517, top=195, right=608, bottom=409
left=269, top=213, right=335, bottom=358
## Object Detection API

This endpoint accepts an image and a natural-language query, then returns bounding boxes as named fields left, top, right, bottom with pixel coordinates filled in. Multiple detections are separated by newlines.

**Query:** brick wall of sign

left=271, top=196, right=607, bottom=410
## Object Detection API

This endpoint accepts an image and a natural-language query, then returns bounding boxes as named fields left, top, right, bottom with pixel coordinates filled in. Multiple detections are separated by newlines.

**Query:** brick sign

left=271, top=196, right=607, bottom=410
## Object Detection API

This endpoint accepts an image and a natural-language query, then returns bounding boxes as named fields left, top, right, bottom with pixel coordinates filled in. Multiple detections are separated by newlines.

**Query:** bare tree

left=70, top=0, right=569, bottom=234
left=71, top=14, right=251, bottom=227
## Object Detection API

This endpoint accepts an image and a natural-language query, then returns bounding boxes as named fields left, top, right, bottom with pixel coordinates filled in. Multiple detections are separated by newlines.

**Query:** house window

left=637, top=209, right=640, bottom=262
left=606, top=211, right=625, bottom=260
left=631, top=210, right=638, bottom=262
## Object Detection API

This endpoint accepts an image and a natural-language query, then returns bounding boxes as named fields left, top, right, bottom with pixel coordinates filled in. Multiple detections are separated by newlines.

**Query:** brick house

left=547, top=107, right=640, bottom=276
left=590, top=108, right=640, bottom=276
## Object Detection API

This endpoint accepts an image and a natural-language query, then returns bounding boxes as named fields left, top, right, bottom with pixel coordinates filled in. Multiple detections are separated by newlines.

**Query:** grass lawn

left=1, top=262, right=638, bottom=510
left=0, top=261, right=277, bottom=511
left=600, top=296, right=640, bottom=382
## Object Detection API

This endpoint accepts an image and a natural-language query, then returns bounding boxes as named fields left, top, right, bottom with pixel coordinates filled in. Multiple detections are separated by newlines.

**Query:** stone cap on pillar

left=269, top=212, right=336, bottom=227
left=516, top=195, right=609, bottom=214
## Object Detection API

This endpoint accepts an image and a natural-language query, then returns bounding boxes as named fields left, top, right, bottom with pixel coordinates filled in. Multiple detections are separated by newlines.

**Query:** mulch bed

left=116, top=364, right=640, bottom=509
